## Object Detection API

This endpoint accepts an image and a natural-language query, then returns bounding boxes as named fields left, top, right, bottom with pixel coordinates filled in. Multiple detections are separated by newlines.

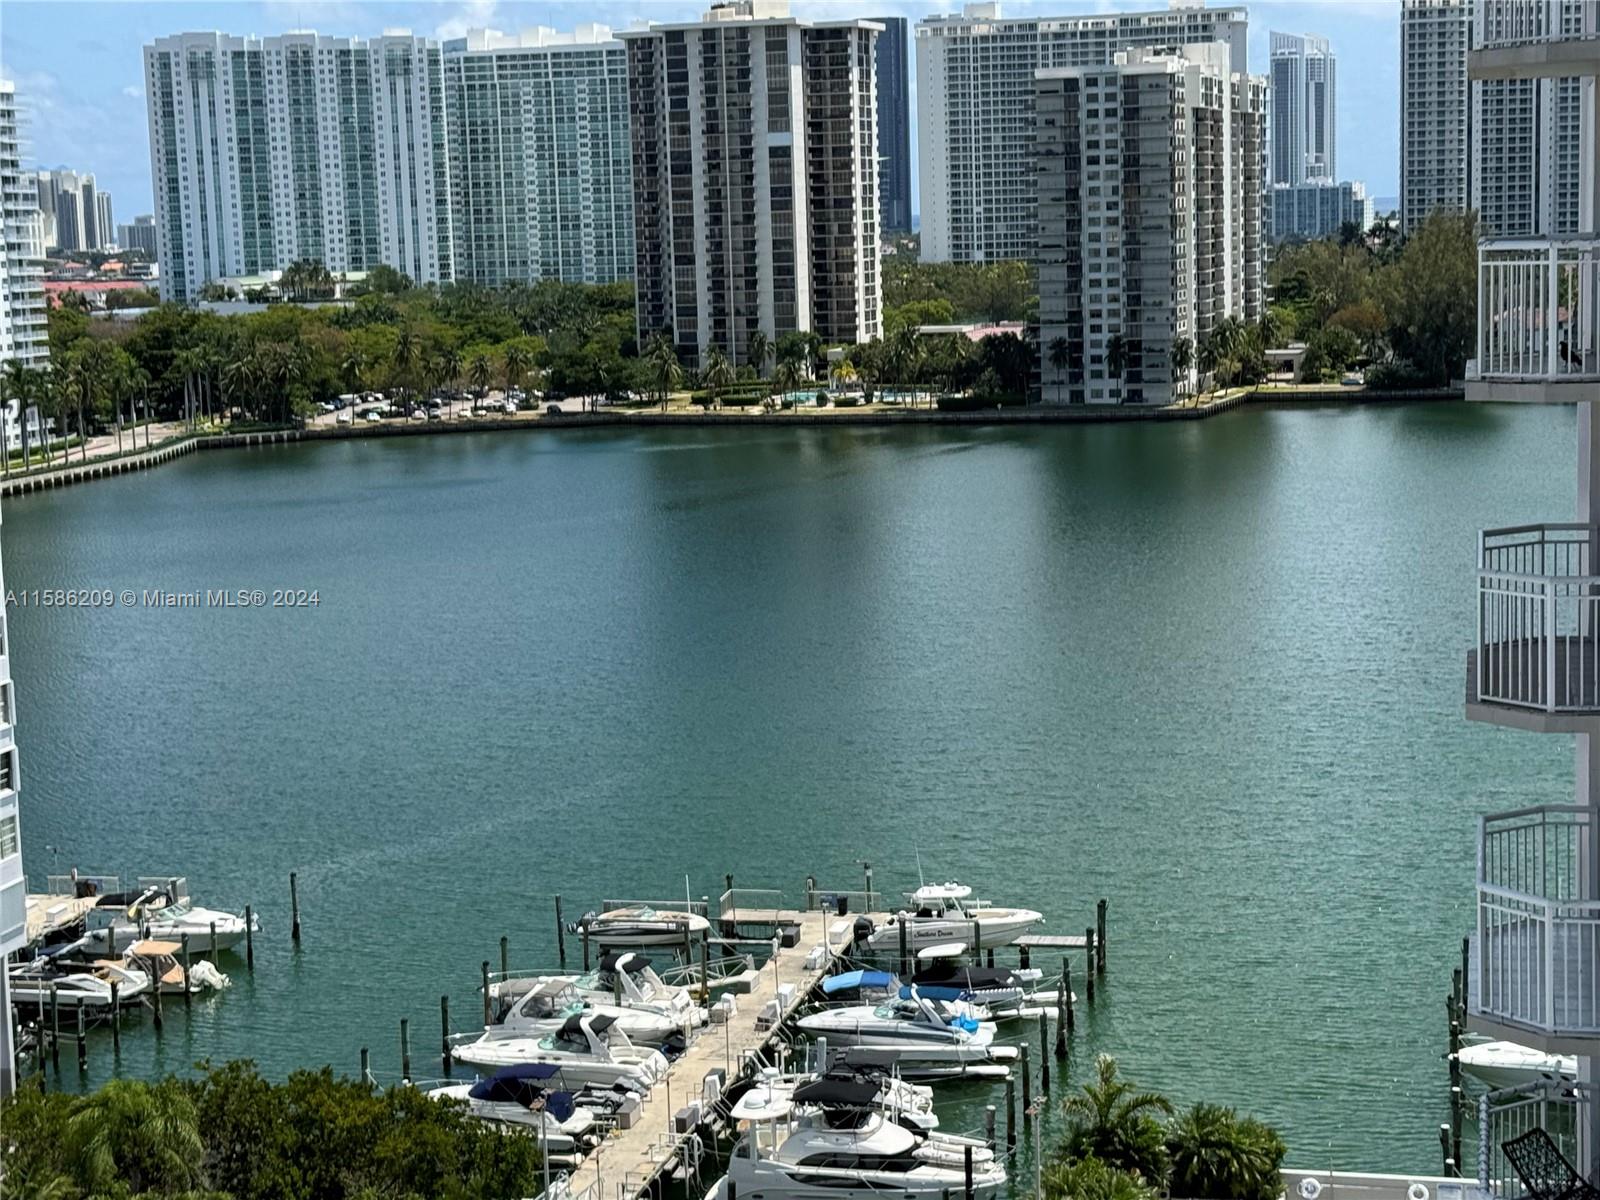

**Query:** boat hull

left=1456, top=1041, right=1576, bottom=1089
left=866, top=911, right=1042, bottom=953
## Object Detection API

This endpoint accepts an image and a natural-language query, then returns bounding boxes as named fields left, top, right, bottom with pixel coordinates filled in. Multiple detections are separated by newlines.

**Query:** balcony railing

left=1477, top=524, right=1600, bottom=711
left=1478, top=1079, right=1594, bottom=1200
left=1477, top=239, right=1600, bottom=383
left=1475, top=0, right=1600, bottom=50
left=1478, top=805, right=1600, bottom=1036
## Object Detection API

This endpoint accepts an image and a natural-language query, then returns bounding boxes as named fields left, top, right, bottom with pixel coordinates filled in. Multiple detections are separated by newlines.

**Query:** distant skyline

left=1, top=0, right=1404, bottom=221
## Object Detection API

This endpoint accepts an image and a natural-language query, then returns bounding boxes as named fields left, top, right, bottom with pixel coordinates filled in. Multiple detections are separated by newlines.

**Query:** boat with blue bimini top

left=426, top=1064, right=602, bottom=1153
left=796, top=988, right=1015, bottom=1077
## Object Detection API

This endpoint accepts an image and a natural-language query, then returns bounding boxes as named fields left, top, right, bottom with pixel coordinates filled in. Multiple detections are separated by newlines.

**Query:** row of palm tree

left=1044, top=315, right=1277, bottom=406
left=0, top=349, right=162, bottom=475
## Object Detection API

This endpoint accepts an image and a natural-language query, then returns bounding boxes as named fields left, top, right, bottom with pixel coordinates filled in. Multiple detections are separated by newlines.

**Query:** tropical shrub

left=1165, top=1103, right=1286, bottom=1200
left=1043, top=1154, right=1159, bottom=1200
left=1059, top=1055, right=1174, bottom=1182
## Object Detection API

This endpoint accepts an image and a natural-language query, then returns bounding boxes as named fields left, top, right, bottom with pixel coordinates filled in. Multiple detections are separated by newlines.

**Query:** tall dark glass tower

left=873, top=16, right=912, bottom=235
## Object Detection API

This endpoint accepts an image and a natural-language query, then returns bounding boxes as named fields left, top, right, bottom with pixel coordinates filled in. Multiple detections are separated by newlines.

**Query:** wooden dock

left=563, top=905, right=876, bottom=1200
left=25, top=892, right=97, bottom=943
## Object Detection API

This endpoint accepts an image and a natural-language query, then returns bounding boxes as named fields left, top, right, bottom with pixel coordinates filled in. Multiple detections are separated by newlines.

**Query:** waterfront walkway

left=0, top=387, right=1463, bottom=500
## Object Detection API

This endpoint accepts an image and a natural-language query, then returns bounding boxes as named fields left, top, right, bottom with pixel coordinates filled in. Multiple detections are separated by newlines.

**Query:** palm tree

left=391, top=328, right=419, bottom=411
left=503, top=343, right=533, bottom=398
left=468, top=353, right=493, bottom=402
left=1046, top=336, right=1072, bottom=401
left=1059, top=1055, right=1173, bottom=1180
left=1170, top=336, right=1194, bottom=406
left=702, top=345, right=734, bottom=408
left=341, top=350, right=368, bottom=411
left=437, top=345, right=463, bottom=417
left=1165, top=1103, right=1285, bottom=1200
left=646, top=334, right=682, bottom=410
left=64, top=1079, right=204, bottom=1196
left=1104, top=333, right=1128, bottom=402
left=747, top=330, right=772, bottom=379
left=1042, top=1155, right=1158, bottom=1200
left=0, top=358, right=27, bottom=474
left=772, top=360, right=802, bottom=405
left=127, top=365, right=151, bottom=451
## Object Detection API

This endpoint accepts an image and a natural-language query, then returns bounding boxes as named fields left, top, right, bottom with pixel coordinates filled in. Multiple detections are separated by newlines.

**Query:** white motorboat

left=728, top=1067, right=940, bottom=1133
left=117, top=939, right=230, bottom=995
left=452, top=1013, right=668, bottom=1092
left=490, top=977, right=683, bottom=1047
left=797, top=990, right=1007, bottom=1069
left=1455, top=1040, right=1576, bottom=1089
left=85, top=879, right=259, bottom=955
left=426, top=1065, right=599, bottom=1151
left=574, top=952, right=708, bottom=1023
left=579, top=906, right=710, bottom=947
left=9, top=954, right=149, bottom=1009
left=709, top=1072, right=1006, bottom=1200
left=862, top=884, right=1042, bottom=954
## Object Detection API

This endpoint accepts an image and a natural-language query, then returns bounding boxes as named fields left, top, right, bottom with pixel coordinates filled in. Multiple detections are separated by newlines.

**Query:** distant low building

left=118, top=214, right=158, bottom=259
left=1269, top=180, right=1374, bottom=243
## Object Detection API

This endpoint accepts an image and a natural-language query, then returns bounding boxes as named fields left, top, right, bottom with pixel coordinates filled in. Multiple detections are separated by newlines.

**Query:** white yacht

left=729, top=1067, right=940, bottom=1133
left=797, top=990, right=1005, bottom=1068
left=85, top=880, right=259, bottom=955
left=426, top=1065, right=600, bottom=1152
left=492, top=953, right=706, bottom=1028
left=9, top=955, right=149, bottom=1009
left=1455, top=1040, right=1576, bottom=1089
left=580, top=906, right=710, bottom=947
left=862, top=884, right=1042, bottom=953
left=708, top=1072, right=1006, bottom=1200
left=452, top=1013, right=668, bottom=1092
left=490, top=978, right=683, bottom=1047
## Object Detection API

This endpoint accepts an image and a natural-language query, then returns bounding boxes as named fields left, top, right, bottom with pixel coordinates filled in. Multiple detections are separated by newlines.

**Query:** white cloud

left=435, top=0, right=501, bottom=40
left=122, top=83, right=145, bottom=100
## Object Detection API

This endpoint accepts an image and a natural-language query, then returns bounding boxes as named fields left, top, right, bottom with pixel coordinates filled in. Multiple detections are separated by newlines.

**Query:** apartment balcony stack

left=1467, top=3, right=1600, bottom=1194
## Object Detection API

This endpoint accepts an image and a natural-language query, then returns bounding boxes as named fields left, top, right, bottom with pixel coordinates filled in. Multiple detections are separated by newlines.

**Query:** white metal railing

left=1477, top=239, right=1600, bottom=383
left=1477, top=524, right=1600, bottom=711
left=1479, top=1079, right=1594, bottom=1200
left=1478, top=806, right=1600, bottom=1033
left=1475, top=0, right=1600, bottom=51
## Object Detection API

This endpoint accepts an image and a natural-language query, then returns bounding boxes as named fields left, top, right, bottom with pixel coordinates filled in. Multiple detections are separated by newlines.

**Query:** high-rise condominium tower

left=443, top=25, right=634, bottom=286
left=873, top=16, right=913, bottom=235
left=1400, top=0, right=1471, bottom=233
left=143, top=32, right=454, bottom=303
left=0, top=82, right=48, bottom=371
left=915, top=1, right=1248, bottom=264
left=622, top=0, right=882, bottom=368
left=1037, top=45, right=1266, bottom=406
left=1269, top=32, right=1335, bottom=185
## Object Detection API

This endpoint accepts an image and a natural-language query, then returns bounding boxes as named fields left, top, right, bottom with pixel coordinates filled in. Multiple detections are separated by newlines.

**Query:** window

left=0, top=814, right=15, bottom=858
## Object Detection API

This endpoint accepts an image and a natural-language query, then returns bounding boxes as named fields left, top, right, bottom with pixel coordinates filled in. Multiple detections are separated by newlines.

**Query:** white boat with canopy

left=862, top=883, right=1042, bottom=954
left=489, top=978, right=683, bottom=1047
left=452, top=1013, right=668, bottom=1092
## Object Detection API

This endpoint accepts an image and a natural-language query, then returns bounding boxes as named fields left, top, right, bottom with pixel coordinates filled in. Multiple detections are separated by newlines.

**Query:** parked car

left=1340, top=372, right=1364, bottom=387
left=336, top=410, right=353, bottom=425
left=427, top=409, right=442, bottom=421
left=364, top=410, right=382, bottom=423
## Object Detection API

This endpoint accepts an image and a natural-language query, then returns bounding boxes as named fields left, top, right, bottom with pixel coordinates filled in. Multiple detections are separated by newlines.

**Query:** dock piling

left=964, top=1144, right=975, bottom=1200
left=1440, top=1125, right=1454, bottom=1177
left=49, top=986, right=59, bottom=1070
left=971, top=920, right=982, bottom=967
left=360, top=1046, right=370, bottom=1085
left=400, top=1017, right=411, bottom=1083
left=244, top=905, right=254, bottom=970
left=582, top=925, right=591, bottom=971
left=1020, top=944, right=1030, bottom=970
left=1084, top=932, right=1095, bottom=1004
left=182, top=935, right=192, bottom=1008
left=1096, top=899, right=1107, bottom=974
left=700, top=932, right=711, bottom=1006
left=556, top=895, right=566, bottom=968
left=1063, top=957, right=1076, bottom=1034
left=481, top=961, right=492, bottom=1027
left=1039, top=1010, right=1051, bottom=1094
left=898, top=920, right=909, bottom=979
left=1005, top=1077, right=1016, bottom=1151
left=75, top=1005, right=87, bottom=1071
left=152, top=969, right=163, bottom=1031
left=441, top=994, right=451, bottom=1065
left=210, top=920, right=219, bottom=961
left=1451, top=1087, right=1464, bottom=1168
left=290, top=872, right=301, bottom=942
left=984, top=1105, right=996, bottom=1153
left=110, top=982, right=121, bottom=1054
left=500, top=936, right=509, bottom=980
left=1022, top=1043, right=1032, bottom=1109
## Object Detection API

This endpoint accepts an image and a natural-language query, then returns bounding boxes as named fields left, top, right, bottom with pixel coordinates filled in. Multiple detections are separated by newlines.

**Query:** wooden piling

left=1006, top=1076, right=1017, bottom=1150
left=898, top=919, right=909, bottom=979
left=1019, top=944, right=1030, bottom=970
left=210, top=920, right=219, bottom=961
left=244, top=905, right=254, bottom=970
left=582, top=925, right=591, bottom=971
left=400, top=1017, right=411, bottom=1082
left=1439, top=1125, right=1454, bottom=1176
left=1039, top=1010, right=1051, bottom=1094
left=1063, top=958, right=1076, bottom=1033
left=1461, top=935, right=1470, bottom=1008
left=556, top=895, right=566, bottom=968
left=964, top=1144, right=975, bottom=1200
left=481, top=961, right=492, bottom=1027
left=1096, top=899, right=1107, bottom=974
left=182, top=935, right=192, bottom=1008
left=290, top=871, right=301, bottom=941
left=1021, top=1043, right=1032, bottom=1110
left=75, top=1005, right=87, bottom=1071
left=500, top=935, right=509, bottom=980
left=971, top=920, right=982, bottom=967
left=1451, top=1086, right=1464, bottom=1169
left=360, top=1046, right=370, bottom=1085
left=700, top=932, right=711, bottom=1006
left=152, top=969, right=163, bottom=1031
left=1084, top=932, right=1095, bottom=1004
left=49, top=985, right=59, bottom=1070
left=441, top=994, right=451, bottom=1062
left=110, top=982, right=121, bottom=1054
left=984, top=1105, right=996, bottom=1152
left=986, top=948, right=995, bottom=968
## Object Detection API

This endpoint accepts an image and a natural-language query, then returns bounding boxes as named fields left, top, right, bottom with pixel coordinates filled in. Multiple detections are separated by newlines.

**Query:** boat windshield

left=871, top=1000, right=919, bottom=1021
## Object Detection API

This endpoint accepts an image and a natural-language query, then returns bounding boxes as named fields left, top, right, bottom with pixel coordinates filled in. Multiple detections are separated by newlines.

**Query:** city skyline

left=4, top=0, right=1406, bottom=225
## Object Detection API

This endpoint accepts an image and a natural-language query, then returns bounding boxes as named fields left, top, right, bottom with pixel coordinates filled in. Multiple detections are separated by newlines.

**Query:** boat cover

left=559, top=1013, right=614, bottom=1037
left=822, top=970, right=894, bottom=995
left=467, top=1071, right=578, bottom=1119
left=793, top=1078, right=882, bottom=1108
left=911, top=965, right=1016, bottom=989
left=598, top=952, right=651, bottom=975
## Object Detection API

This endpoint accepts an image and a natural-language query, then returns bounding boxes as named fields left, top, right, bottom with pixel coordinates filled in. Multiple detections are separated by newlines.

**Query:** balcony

left=1471, top=805, right=1600, bottom=1051
left=1469, top=525, right=1600, bottom=728
left=1468, top=239, right=1600, bottom=403
left=1471, top=0, right=1600, bottom=79
left=1477, top=1079, right=1595, bottom=1200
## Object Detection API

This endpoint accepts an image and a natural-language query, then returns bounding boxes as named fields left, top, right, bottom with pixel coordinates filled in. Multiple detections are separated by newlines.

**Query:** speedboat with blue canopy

left=425, top=1064, right=599, bottom=1151
left=795, top=988, right=1007, bottom=1069
left=820, top=970, right=897, bottom=1004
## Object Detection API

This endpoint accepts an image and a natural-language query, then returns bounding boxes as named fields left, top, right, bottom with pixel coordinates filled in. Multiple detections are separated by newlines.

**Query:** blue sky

left=0, top=0, right=1404, bottom=222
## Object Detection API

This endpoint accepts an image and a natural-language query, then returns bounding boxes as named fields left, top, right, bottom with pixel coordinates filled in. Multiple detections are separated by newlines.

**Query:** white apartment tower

left=622, top=0, right=882, bottom=368
left=443, top=26, right=634, bottom=286
left=1036, top=45, right=1266, bottom=406
left=1400, top=0, right=1472, bottom=233
left=143, top=32, right=454, bottom=303
left=915, top=1, right=1248, bottom=264
left=1268, top=32, right=1335, bottom=185
left=0, top=82, right=48, bottom=371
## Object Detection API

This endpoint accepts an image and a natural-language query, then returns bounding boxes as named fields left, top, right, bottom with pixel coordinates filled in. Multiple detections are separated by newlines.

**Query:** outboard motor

left=851, top=916, right=874, bottom=946
left=569, top=911, right=597, bottom=934
left=835, top=894, right=850, bottom=917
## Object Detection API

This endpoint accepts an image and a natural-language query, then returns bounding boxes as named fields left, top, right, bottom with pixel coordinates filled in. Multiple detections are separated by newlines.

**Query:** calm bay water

left=2, top=403, right=1580, bottom=1171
